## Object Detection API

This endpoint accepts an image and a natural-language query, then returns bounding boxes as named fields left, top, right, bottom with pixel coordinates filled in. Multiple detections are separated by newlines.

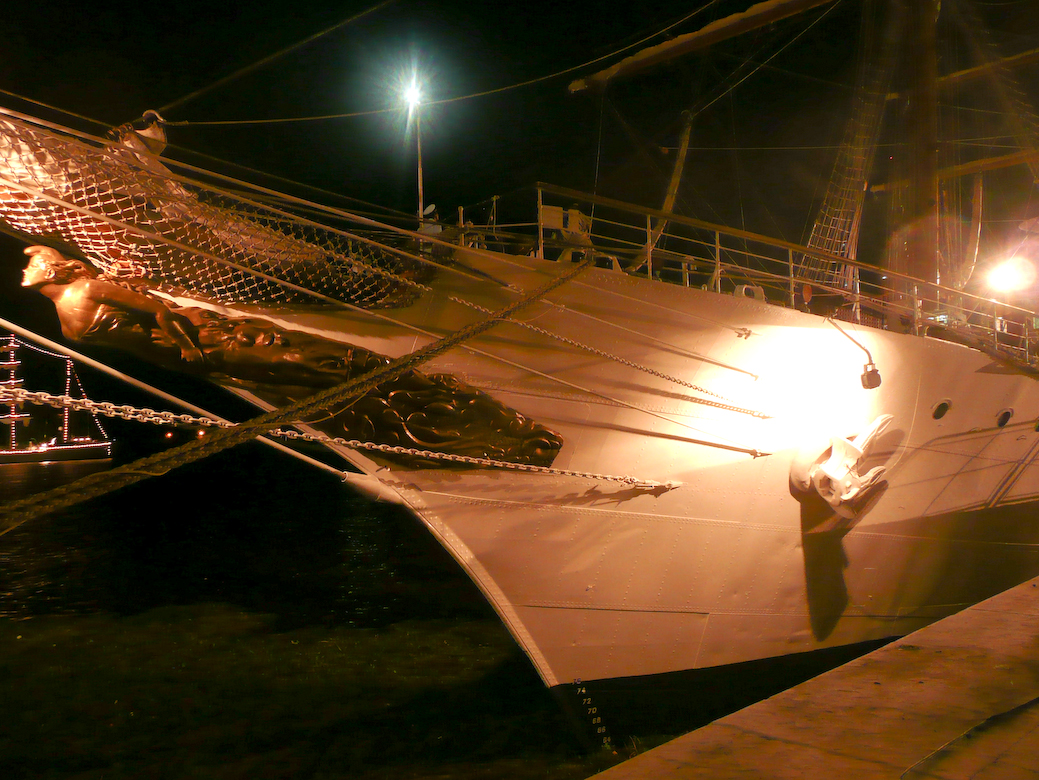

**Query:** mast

left=903, top=0, right=941, bottom=292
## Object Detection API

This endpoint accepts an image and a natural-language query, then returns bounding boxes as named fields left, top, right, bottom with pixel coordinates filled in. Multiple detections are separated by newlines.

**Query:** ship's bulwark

left=270, top=254, right=1039, bottom=688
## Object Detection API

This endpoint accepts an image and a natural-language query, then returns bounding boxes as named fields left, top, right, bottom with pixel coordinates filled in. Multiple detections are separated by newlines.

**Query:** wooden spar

left=647, top=111, right=694, bottom=255
left=885, top=46, right=1039, bottom=101
left=871, top=149, right=1039, bottom=193
left=568, top=0, right=840, bottom=93
left=629, top=112, right=695, bottom=271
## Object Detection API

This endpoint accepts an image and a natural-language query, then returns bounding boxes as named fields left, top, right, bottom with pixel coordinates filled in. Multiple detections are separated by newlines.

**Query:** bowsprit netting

left=0, top=113, right=425, bottom=307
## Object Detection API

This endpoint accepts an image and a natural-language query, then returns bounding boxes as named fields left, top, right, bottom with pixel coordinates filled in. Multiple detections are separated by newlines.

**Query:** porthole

left=997, top=408, right=1014, bottom=428
left=1034, top=419, right=1039, bottom=433
left=931, top=400, right=951, bottom=420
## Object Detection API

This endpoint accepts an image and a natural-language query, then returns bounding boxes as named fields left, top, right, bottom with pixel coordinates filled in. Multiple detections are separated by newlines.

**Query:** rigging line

left=1, top=115, right=756, bottom=382
left=689, top=1, right=841, bottom=120
left=0, top=131, right=538, bottom=337
left=0, top=110, right=503, bottom=292
left=159, top=142, right=409, bottom=218
left=0, top=174, right=359, bottom=310
left=729, top=94, right=749, bottom=238
left=156, top=0, right=398, bottom=116
left=1, top=171, right=749, bottom=431
left=689, top=36, right=778, bottom=118
left=0, top=102, right=398, bottom=221
left=591, top=90, right=608, bottom=224
left=0, top=88, right=110, bottom=129
left=166, top=2, right=726, bottom=127
left=163, top=107, right=397, bottom=126
left=123, top=157, right=750, bottom=407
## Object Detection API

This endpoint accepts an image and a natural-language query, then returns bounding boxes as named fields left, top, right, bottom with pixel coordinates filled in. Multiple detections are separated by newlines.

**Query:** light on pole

left=404, top=81, right=424, bottom=227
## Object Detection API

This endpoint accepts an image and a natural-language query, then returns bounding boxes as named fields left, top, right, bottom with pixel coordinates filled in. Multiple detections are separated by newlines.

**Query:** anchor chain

left=0, top=386, right=670, bottom=487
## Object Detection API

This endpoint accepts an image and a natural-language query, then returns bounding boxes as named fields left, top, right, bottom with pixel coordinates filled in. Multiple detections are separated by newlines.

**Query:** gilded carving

left=20, top=245, right=562, bottom=467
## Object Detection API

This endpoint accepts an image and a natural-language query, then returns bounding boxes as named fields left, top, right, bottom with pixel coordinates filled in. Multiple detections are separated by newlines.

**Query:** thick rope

left=0, top=258, right=595, bottom=533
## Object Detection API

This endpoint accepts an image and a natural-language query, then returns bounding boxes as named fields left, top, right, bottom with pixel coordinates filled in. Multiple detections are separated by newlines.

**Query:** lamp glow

left=404, top=82, right=422, bottom=109
left=987, top=256, right=1036, bottom=293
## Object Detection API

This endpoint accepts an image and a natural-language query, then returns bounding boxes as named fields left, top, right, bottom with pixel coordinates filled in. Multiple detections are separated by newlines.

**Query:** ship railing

left=534, top=184, right=1039, bottom=369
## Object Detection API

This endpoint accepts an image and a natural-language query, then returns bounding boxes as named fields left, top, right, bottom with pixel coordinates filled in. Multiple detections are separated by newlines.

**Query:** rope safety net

left=0, top=111, right=425, bottom=308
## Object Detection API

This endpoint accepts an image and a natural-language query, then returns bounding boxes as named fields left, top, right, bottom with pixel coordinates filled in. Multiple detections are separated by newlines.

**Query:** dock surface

left=595, top=576, right=1039, bottom=779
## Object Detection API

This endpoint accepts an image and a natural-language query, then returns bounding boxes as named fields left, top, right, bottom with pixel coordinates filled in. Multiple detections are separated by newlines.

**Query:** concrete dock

left=595, top=576, right=1039, bottom=779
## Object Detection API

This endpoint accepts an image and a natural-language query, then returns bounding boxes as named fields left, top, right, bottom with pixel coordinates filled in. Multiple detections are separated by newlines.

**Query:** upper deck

left=505, top=183, right=1039, bottom=375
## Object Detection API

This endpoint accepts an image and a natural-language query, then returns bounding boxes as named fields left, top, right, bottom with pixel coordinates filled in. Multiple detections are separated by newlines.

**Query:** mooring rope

left=0, top=257, right=596, bottom=533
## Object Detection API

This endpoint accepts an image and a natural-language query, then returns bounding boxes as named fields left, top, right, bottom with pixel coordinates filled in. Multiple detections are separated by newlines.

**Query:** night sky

left=2, top=0, right=1039, bottom=299
left=1, top=1, right=871, bottom=230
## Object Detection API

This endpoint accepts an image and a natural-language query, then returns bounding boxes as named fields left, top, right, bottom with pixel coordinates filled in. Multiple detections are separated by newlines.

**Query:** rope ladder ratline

left=0, top=256, right=598, bottom=533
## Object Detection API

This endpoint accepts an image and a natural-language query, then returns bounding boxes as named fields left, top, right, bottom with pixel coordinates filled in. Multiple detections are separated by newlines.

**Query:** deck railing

left=532, top=183, right=1039, bottom=370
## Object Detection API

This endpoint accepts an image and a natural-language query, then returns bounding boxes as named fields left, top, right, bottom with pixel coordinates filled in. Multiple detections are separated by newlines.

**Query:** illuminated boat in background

left=0, top=333, right=112, bottom=464
left=3, top=0, right=1039, bottom=739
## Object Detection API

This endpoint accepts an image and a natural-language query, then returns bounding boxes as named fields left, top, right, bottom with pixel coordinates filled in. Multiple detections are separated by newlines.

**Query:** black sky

left=2, top=1, right=1039, bottom=251
left=0, top=1, right=861, bottom=227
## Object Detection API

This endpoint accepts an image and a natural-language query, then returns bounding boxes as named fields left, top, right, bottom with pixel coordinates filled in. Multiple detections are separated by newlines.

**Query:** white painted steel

left=271, top=251, right=1039, bottom=686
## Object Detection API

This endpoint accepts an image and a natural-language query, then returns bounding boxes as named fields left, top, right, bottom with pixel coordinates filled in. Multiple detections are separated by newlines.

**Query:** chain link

left=1, top=389, right=235, bottom=429
left=0, top=386, right=670, bottom=488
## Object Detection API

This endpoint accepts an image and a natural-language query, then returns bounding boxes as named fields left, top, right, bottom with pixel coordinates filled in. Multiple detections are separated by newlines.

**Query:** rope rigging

left=156, top=0, right=400, bottom=116
left=162, top=2, right=727, bottom=127
left=0, top=256, right=598, bottom=531
left=0, top=107, right=756, bottom=414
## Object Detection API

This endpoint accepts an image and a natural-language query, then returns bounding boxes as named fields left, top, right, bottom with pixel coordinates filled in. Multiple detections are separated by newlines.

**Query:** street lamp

left=404, top=80, right=424, bottom=227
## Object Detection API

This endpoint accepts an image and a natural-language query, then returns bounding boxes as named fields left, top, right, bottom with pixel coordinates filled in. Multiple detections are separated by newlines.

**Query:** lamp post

left=404, top=81, right=424, bottom=227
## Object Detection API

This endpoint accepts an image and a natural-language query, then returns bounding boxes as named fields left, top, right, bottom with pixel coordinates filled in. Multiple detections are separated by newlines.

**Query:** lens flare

left=987, top=256, right=1036, bottom=293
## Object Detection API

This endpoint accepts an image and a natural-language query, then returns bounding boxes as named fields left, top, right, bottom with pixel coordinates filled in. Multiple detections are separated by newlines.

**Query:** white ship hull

left=3, top=97, right=1038, bottom=690
left=271, top=249, right=1039, bottom=687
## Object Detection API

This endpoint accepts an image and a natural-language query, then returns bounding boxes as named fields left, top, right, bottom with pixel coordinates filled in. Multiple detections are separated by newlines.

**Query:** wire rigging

left=687, top=2, right=843, bottom=120
left=165, top=1, right=727, bottom=127
left=156, top=0, right=399, bottom=116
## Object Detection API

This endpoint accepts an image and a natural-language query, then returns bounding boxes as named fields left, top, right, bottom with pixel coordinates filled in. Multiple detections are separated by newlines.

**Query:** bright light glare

left=987, top=256, right=1036, bottom=293
left=403, top=81, right=422, bottom=108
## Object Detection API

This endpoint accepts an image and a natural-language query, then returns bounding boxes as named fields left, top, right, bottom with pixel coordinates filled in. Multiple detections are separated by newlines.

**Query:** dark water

left=0, top=443, right=876, bottom=779
left=0, top=446, right=639, bottom=780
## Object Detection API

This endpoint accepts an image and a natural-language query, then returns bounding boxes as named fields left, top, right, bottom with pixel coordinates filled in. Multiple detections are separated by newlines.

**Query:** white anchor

left=809, top=414, right=893, bottom=518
